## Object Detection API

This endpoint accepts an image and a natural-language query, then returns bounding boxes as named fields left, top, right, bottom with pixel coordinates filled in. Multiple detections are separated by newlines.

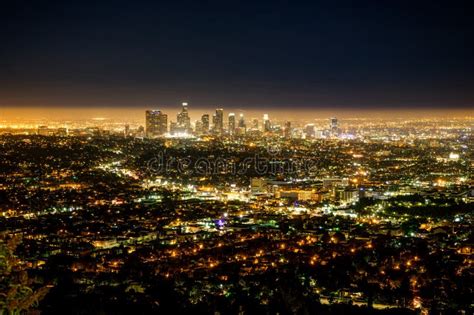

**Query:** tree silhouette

left=0, top=235, right=50, bottom=314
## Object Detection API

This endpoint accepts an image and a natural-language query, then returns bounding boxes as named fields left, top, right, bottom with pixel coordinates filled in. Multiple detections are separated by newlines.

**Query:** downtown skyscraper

left=145, top=110, right=167, bottom=137
left=213, top=108, right=224, bottom=135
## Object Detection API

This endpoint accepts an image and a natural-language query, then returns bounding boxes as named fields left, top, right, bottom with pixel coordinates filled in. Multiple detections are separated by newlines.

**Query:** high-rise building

left=252, top=118, right=259, bottom=130
left=213, top=108, right=224, bottom=134
left=169, top=121, right=177, bottom=134
left=284, top=121, right=292, bottom=139
left=212, top=114, right=217, bottom=131
left=177, top=102, right=191, bottom=131
left=330, top=117, right=338, bottom=133
left=238, top=113, right=246, bottom=129
left=305, top=124, right=315, bottom=138
left=146, top=110, right=168, bottom=137
left=201, top=114, right=210, bottom=133
left=194, top=120, right=203, bottom=134
left=236, top=113, right=246, bottom=135
left=228, top=113, right=236, bottom=135
left=263, top=114, right=271, bottom=132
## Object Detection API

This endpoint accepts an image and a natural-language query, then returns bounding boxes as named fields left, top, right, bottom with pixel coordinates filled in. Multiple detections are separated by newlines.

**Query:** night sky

left=1, top=0, right=473, bottom=109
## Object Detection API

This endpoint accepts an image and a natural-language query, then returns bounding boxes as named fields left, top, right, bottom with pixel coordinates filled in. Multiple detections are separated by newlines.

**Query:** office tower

left=305, top=124, right=315, bottom=138
left=146, top=110, right=168, bottom=137
left=177, top=102, right=191, bottom=131
left=252, top=118, right=259, bottom=130
left=214, top=108, right=224, bottom=134
left=263, top=114, right=271, bottom=132
left=201, top=114, right=210, bottom=133
left=236, top=113, right=246, bottom=135
left=284, top=121, right=292, bottom=139
left=330, top=117, right=338, bottom=133
left=212, top=114, right=217, bottom=132
left=238, top=113, right=246, bottom=129
left=194, top=120, right=203, bottom=134
left=228, top=113, right=236, bottom=135
left=169, top=121, right=177, bottom=135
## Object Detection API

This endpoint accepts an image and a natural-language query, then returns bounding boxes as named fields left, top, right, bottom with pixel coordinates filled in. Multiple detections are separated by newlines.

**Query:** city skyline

left=1, top=106, right=473, bottom=122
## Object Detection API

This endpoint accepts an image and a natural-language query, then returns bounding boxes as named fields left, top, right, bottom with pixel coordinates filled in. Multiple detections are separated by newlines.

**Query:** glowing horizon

left=1, top=106, right=473, bottom=125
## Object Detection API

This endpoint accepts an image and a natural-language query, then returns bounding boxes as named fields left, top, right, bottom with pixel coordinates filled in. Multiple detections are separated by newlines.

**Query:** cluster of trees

left=0, top=235, right=49, bottom=314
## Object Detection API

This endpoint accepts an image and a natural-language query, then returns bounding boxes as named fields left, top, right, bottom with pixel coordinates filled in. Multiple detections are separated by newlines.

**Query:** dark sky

left=1, top=0, right=473, bottom=109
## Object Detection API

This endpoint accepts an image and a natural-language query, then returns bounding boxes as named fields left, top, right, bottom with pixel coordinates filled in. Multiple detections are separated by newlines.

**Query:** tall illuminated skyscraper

left=263, top=114, right=271, bottom=132
left=146, top=110, right=167, bottom=137
left=238, top=113, right=246, bottom=131
left=214, top=108, right=224, bottom=134
left=194, top=120, right=203, bottom=134
left=177, top=102, right=191, bottom=131
left=238, top=113, right=245, bottom=128
left=252, top=118, right=259, bottom=130
left=201, top=114, right=210, bottom=133
left=330, top=117, right=338, bottom=132
left=305, top=124, right=315, bottom=138
left=228, top=113, right=236, bottom=135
